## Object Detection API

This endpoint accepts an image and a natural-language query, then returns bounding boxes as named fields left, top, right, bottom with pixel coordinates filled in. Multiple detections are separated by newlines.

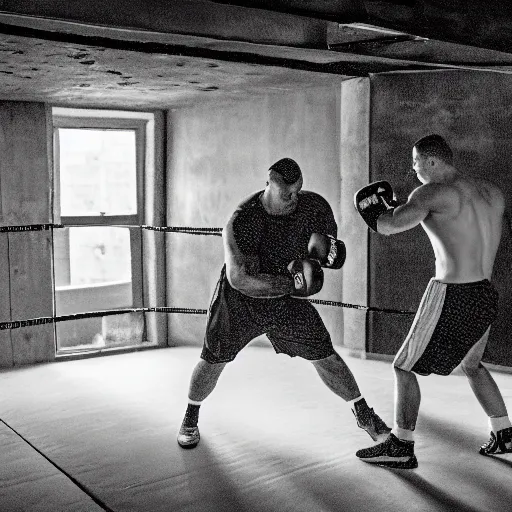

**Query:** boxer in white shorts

left=355, top=134, right=512, bottom=469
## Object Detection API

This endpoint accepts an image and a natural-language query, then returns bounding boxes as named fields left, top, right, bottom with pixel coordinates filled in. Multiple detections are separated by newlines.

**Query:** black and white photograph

left=0, top=2, right=511, bottom=511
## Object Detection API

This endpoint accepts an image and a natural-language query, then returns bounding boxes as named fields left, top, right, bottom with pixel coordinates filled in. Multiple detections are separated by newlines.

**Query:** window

left=52, top=108, right=154, bottom=354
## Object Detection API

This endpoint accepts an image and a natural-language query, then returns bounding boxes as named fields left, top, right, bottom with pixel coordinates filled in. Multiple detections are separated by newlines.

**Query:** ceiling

left=0, top=1, right=511, bottom=109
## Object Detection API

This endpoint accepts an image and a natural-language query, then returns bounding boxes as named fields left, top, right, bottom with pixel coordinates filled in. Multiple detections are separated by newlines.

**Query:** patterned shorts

left=201, top=266, right=334, bottom=363
left=393, top=279, right=499, bottom=376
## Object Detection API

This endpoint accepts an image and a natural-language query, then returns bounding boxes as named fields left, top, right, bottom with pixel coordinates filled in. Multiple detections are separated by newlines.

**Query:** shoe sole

left=360, top=455, right=418, bottom=469
left=177, top=430, right=200, bottom=449
left=177, top=439, right=200, bottom=449
left=479, top=447, right=512, bottom=456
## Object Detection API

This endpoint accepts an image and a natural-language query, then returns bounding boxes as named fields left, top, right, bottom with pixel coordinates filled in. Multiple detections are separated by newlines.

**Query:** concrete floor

left=0, top=345, right=511, bottom=512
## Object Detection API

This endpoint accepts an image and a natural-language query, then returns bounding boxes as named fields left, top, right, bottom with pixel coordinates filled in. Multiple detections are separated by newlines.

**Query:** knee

left=393, top=365, right=415, bottom=382
left=311, top=352, right=340, bottom=369
left=461, top=361, right=483, bottom=378
left=393, top=365, right=408, bottom=377
left=197, top=359, right=227, bottom=376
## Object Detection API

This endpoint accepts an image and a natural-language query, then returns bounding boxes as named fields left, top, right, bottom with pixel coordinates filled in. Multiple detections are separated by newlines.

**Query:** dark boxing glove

left=308, top=233, right=346, bottom=269
left=354, top=180, right=397, bottom=232
left=287, top=258, right=324, bottom=297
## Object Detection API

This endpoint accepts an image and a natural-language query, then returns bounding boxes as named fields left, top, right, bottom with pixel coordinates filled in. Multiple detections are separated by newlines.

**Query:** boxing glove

left=287, top=258, right=324, bottom=297
left=354, top=180, right=397, bottom=232
left=308, top=233, right=346, bottom=269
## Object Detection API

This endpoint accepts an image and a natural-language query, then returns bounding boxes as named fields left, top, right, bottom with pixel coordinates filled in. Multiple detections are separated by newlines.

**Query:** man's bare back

left=421, top=177, right=504, bottom=283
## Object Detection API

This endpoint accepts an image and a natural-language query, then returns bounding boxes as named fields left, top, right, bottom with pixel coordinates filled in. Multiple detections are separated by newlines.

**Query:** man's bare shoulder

left=409, top=182, right=458, bottom=210
left=472, top=177, right=504, bottom=196
left=463, top=176, right=505, bottom=208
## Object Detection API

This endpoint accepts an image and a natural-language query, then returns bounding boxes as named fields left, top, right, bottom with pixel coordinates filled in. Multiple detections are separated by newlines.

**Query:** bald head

left=268, top=158, right=302, bottom=185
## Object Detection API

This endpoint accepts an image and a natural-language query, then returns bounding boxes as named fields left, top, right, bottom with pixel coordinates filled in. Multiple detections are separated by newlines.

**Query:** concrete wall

left=0, top=102, right=54, bottom=367
left=367, top=70, right=512, bottom=367
left=339, top=77, right=370, bottom=358
left=166, top=84, right=345, bottom=350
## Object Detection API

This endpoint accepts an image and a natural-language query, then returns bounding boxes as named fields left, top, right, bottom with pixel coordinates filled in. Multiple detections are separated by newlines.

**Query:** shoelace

left=180, top=426, right=198, bottom=433
left=480, top=433, right=496, bottom=451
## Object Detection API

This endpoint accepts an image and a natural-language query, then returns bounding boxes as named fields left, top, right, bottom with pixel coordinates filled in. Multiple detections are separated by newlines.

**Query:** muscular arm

left=314, top=193, right=338, bottom=238
left=377, top=184, right=448, bottom=236
left=223, top=214, right=294, bottom=298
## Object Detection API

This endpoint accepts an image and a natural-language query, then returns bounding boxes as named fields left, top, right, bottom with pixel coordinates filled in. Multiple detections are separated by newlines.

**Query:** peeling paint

left=0, top=31, right=343, bottom=108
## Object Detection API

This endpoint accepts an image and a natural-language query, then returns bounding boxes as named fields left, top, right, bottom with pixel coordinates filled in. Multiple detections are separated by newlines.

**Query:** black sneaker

left=479, top=427, right=512, bottom=455
left=356, top=433, right=418, bottom=469
left=352, top=400, right=392, bottom=442
left=177, top=424, right=200, bottom=449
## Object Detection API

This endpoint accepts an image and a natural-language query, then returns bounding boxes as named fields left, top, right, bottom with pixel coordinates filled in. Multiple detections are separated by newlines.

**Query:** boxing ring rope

left=0, top=223, right=415, bottom=332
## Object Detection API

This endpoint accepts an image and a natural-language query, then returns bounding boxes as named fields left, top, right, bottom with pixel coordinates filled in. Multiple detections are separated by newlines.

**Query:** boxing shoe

left=177, top=424, right=200, bottom=449
left=352, top=398, right=392, bottom=443
left=356, top=433, right=418, bottom=469
left=479, top=426, right=512, bottom=455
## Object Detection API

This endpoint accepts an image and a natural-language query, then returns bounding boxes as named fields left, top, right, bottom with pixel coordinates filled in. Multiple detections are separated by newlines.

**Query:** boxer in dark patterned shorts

left=355, top=134, right=512, bottom=469
left=177, top=158, right=391, bottom=449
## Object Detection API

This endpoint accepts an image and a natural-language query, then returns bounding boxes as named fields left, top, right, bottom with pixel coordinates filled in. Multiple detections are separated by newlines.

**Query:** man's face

left=412, top=147, right=431, bottom=184
left=271, top=172, right=303, bottom=213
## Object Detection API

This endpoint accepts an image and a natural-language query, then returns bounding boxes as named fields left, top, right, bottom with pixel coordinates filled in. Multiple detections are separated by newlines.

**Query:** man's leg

left=178, top=359, right=227, bottom=449
left=354, top=366, right=419, bottom=469
left=189, top=359, right=227, bottom=402
left=462, top=362, right=507, bottom=417
left=461, top=334, right=512, bottom=454
left=312, top=351, right=391, bottom=442
left=311, top=351, right=360, bottom=401
left=394, top=366, right=421, bottom=432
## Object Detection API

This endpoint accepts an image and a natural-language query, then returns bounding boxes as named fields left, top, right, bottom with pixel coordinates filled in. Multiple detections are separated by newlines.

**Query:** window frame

left=51, top=108, right=155, bottom=353
left=53, top=115, right=146, bottom=226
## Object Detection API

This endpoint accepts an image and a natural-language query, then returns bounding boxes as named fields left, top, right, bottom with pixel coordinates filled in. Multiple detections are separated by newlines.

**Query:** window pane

left=53, top=226, right=144, bottom=351
left=55, top=226, right=132, bottom=287
left=58, top=128, right=137, bottom=216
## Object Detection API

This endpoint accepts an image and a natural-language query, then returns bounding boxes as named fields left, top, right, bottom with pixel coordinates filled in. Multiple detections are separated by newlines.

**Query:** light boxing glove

left=308, top=233, right=346, bottom=269
left=287, top=258, right=324, bottom=297
left=354, top=180, right=398, bottom=232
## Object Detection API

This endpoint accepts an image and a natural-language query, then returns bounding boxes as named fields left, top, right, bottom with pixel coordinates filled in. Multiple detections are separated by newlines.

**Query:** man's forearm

left=376, top=206, right=417, bottom=235
left=376, top=210, right=396, bottom=236
left=230, top=271, right=294, bottom=298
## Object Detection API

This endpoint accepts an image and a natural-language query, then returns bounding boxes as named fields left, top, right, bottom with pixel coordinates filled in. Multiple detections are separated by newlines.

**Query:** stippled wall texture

left=368, top=70, right=512, bottom=367
left=166, top=84, right=344, bottom=350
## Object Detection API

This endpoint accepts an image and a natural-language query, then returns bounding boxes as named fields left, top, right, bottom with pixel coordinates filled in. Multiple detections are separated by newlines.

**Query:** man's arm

left=377, top=184, right=447, bottom=236
left=314, top=193, right=338, bottom=239
left=223, top=214, right=294, bottom=298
